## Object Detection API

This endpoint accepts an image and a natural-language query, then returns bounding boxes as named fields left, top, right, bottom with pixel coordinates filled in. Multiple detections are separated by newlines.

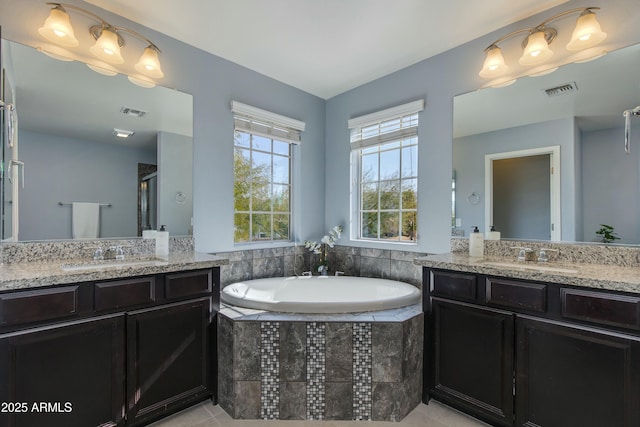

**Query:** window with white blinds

left=232, top=101, right=305, bottom=243
left=349, top=100, right=424, bottom=243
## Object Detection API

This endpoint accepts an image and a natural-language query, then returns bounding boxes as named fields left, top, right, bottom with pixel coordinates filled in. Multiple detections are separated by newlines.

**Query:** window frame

left=349, top=100, right=424, bottom=244
left=231, top=101, right=305, bottom=245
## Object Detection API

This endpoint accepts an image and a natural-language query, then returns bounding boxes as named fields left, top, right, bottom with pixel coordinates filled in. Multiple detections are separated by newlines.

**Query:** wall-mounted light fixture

left=38, top=2, right=164, bottom=83
left=479, top=7, right=606, bottom=80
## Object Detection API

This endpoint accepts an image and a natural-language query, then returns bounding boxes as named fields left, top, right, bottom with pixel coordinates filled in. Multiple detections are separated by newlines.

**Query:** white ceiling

left=84, top=0, right=569, bottom=99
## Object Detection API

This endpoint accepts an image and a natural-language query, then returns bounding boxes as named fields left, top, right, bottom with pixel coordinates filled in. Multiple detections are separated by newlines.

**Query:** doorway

left=485, top=146, right=560, bottom=241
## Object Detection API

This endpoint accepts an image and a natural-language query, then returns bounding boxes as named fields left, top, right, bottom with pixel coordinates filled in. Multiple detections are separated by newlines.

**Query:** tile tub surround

left=217, top=304, right=423, bottom=421
left=214, top=245, right=429, bottom=288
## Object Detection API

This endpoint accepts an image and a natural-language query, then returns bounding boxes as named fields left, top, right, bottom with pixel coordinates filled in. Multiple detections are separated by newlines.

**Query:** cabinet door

left=430, top=298, right=514, bottom=427
left=516, top=315, right=640, bottom=427
left=126, top=298, right=211, bottom=426
left=0, top=314, right=125, bottom=427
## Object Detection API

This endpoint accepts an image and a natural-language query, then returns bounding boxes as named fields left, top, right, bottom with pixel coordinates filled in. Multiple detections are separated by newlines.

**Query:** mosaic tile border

left=352, top=322, right=372, bottom=420
left=260, top=322, right=280, bottom=419
left=306, top=322, right=326, bottom=420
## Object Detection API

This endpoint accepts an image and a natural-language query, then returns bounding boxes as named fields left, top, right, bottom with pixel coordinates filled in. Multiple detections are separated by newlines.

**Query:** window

left=349, top=100, right=424, bottom=242
left=232, top=101, right=305, bottom=243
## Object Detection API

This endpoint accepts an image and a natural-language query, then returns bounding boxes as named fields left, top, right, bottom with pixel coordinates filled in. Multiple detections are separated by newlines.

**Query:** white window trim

left=347, top=99, right=424, bottom=129
left=348, top=99, right=423, bottom=245
left=232, top=101, right=303, bottom=245
left=231, top=101, right=305, bottom=133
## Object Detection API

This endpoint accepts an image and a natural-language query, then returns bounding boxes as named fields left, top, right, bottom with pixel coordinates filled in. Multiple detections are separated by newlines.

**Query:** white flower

left=321, top=235, right=333, bottom=247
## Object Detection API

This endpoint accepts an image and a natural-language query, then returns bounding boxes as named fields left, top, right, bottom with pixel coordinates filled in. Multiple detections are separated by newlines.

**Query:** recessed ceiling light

left=113, top=128, right=135, bottom=138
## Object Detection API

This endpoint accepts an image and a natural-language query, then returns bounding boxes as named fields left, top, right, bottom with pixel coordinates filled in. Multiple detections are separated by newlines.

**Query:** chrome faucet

left=92, top=247, right=104, bottom=261
left=511, top=246, right=532, bottom=262
left=537, top=248, right=558, bottom=263
left=106, top=245, right=127, bottom=260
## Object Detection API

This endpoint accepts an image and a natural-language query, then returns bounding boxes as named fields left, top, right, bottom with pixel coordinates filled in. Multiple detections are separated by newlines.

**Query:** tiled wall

left=218, top=311, right=423, bottom=421
left=215, top=245, right=429, bottom=288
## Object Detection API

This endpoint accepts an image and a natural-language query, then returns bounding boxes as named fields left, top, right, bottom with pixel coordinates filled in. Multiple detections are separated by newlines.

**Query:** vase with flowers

left=304, top=225, right=343, bottom=275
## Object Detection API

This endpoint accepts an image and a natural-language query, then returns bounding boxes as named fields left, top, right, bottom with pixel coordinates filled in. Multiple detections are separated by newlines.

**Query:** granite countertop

left=0, top=252, right=229, bottom=292
left=414, top=252, right=640, bottom=294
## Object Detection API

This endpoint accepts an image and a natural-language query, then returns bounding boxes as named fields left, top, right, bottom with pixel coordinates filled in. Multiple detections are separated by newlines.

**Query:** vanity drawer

left=430, top=270, right=477, bottom=302
left=0, top=286, right=79, bottom=326
left=561, top=288, right=640, bottom=330
left=165, top=269, right=212, bottom=300
left=94, top=277, right=156, bottom=311
left=485, top=277, right=547, bottom=313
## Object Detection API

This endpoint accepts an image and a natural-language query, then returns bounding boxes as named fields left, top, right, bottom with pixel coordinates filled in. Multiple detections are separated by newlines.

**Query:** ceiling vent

left=120, top=107, right=147, bottom=118
left=544, top=82, right=578, bottom=97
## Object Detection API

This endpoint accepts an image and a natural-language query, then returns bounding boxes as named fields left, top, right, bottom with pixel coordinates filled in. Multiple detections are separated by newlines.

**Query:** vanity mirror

left=1, top=39, right=193, bottom=241
left=453, top=43, right=640, bottom=245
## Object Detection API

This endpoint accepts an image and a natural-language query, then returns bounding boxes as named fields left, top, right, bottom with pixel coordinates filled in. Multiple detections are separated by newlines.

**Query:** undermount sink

left=61, top=259, right=166, bottom=272
left=479, top=260, right=578, bottom=274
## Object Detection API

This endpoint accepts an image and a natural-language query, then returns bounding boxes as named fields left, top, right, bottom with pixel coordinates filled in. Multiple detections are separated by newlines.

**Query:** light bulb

left=567, top=10, right=607, bottom=51
left=479, top=46, right=508, bottom=79
left=519, top=31, right=553, bottom=66
left=89, top=28, right=124, bottom=64
left=38, top=7, right=79, bottom=47
left=135, top=46, right=164, bottom=79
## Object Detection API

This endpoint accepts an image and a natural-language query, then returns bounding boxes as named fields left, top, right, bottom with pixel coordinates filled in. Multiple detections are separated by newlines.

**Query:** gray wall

left=19, top=129, right=156, bottom=240
left=325, top=0, right=640, bottom=254
left=2, top=0, right=639, bottom=253
left=1, top=0, right=326, bottom=252
left=157, top=131, right=193, bottom=236
left=582, top=124, right=640, bottom=244
left=453, top=118, right=577, bottom=241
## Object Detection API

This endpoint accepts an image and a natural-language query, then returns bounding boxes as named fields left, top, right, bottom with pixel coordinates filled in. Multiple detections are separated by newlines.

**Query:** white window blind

left=231, top=101, right=305, bottom=145
left=348, top=99, right=424, bottom=150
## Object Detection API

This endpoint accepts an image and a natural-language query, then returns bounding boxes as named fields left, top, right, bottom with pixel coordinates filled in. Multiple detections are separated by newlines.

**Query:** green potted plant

left=595, top=224, right=620, bottom=244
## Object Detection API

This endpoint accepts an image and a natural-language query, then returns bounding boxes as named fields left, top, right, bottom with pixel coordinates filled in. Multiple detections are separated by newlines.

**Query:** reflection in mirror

left=453, top=43, right=640, bottom=245
left=1, top=40, right=193, bottom=241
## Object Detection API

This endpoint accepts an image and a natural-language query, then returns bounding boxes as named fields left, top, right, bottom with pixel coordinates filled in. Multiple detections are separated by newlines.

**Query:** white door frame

left=484, top=145, right=561, bottom=241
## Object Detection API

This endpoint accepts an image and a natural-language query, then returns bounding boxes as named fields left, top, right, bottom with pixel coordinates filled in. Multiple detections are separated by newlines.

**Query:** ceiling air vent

left=120, top=107, right=147, bottom=118
left=544, top=82, right=578, bottom=97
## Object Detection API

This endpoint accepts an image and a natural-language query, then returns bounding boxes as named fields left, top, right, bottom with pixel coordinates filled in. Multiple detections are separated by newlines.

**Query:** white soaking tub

left=221, top=275, right=421, bottom=313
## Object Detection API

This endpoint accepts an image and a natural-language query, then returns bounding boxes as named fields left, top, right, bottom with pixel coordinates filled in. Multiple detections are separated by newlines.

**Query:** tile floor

left=150, top=400, right=489, bottom=427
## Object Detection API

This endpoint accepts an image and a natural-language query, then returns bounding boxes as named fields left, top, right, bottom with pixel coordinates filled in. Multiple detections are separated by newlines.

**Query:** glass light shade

left=519, top=31, right=553, bottom=66
left=479, top=46, right=508, bottom=78
left=89, top=28, right=124, bottom=64
left=566, top=11, right=607, bottom=51
left=134, top=46, right=164, bottom=79
left=38, top=8, right=79, bottom=47
left=86, top=63, right=118, bottom=76
left=128, top=75, right=156, bottom=88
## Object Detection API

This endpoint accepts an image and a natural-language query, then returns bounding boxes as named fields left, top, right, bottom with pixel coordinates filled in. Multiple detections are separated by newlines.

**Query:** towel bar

left=58, top=202, right=112, bottom=207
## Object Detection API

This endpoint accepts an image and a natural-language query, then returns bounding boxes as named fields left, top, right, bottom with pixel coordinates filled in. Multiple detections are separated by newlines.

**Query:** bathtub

left=221, top=275, right=421, bottom=313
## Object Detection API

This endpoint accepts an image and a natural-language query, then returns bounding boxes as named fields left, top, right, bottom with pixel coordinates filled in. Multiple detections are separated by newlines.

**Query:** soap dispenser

left=469, top=226, right=484, bottom=258
left=486, top=225, right=501, bottom=241
left=155, top=225, right=169, bottom=259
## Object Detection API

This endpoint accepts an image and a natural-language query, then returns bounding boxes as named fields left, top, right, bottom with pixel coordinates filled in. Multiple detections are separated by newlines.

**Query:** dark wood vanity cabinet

left=126, top=298, right=211, bottom=426
left=515, top=315, right=640, bottom=427
left=0, top=267, right=217, bottom=427
left=424, top=268, right=640, bottom=427
left=430, top=298, right=514, bottom=427
left=0, top=314, right=126, bottom=427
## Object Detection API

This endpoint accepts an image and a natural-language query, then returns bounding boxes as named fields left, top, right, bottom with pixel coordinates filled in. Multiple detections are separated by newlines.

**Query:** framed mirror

left=1, top=39, right=193, bottom=241
left=453, top=43, right=640, bottom=245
